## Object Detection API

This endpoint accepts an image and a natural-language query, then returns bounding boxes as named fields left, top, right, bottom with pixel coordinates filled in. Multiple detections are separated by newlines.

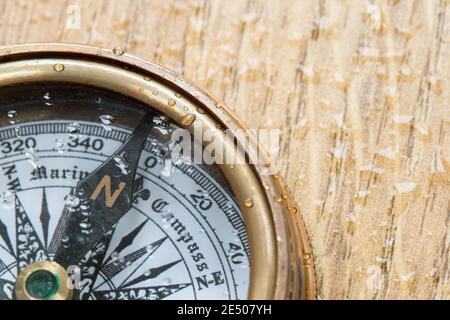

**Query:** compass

left=0, top=44, right=315, bottom=300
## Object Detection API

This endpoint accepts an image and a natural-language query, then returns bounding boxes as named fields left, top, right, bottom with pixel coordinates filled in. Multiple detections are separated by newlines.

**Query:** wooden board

left=0, top=0, right=448, bottom=299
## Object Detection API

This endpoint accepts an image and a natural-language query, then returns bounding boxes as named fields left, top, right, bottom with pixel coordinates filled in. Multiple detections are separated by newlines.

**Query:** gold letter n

left=90, top=175, right=127, bottom=208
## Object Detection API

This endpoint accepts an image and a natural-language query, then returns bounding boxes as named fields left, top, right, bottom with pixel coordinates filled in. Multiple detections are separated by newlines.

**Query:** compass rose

left=0, top=187, right=192, bottom=300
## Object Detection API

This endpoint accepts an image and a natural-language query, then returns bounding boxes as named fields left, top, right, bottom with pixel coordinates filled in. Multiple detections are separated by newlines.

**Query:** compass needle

left=53, top=113, right=154, bottom=268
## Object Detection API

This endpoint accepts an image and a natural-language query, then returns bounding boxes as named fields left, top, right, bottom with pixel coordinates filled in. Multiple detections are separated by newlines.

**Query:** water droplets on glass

left=68, top=122, right=81, bottom=138
left=43, top=92, right=53, bottom=106
left=111, top=252, right=120, bottom=262
left=7, top=110, right=17, bottom=124
left=64, top=194, right=81, bottom=209
left=99, top=114, right=114, bottom=132
left=15, top=125, right=23, bottom=138
left=113, top=152, right=129, bottom=176
left=25, top=148, right=41, bottom=169
left=61, top=235, right=70, bottom=249
left=153, top=115, right=170, bottom=136
left=79, top=219, right=93, bottom=236
left=55, top=138, right=69, bottom=154
left=160, top=158, right=175, bottom=177
left=0, top=191, right=14, bottom=209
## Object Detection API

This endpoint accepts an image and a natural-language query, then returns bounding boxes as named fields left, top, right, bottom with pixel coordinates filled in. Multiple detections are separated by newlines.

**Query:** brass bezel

left=0, top=43, right=316, bottom=300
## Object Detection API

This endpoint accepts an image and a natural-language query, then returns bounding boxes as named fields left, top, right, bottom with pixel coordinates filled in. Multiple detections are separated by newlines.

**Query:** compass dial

left=0, top=44, right=317, bottom=301
left=0, top=83, right=249, bottom=300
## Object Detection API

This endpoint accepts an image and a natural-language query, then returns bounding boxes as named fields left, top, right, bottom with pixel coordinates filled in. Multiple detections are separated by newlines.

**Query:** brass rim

left=0, top=43, right=316, bottom=300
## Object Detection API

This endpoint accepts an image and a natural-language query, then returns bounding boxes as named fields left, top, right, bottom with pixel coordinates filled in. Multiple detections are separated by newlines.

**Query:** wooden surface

left=0, top=0, right=449, bottom=299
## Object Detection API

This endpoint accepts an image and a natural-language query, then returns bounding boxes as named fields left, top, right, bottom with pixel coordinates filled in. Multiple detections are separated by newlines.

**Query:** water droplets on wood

left=395, top=182, right=416, bottom=194
left=399, top=272, right=415, bottom=282
left=365, top=4, right=382, bottom=32
left=431, top=145, right=445, bottom=174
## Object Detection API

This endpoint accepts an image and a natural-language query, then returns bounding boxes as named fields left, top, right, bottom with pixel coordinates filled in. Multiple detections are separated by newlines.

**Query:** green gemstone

left=25, top=270, right=59, bottom=300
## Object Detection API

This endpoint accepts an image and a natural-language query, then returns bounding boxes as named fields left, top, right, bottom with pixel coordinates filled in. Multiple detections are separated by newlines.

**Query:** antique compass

left=0, top=44, right=315, bottom=300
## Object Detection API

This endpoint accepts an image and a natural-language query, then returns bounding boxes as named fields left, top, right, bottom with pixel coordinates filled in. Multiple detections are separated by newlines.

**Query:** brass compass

left=0, top=43, right=316, bottom=300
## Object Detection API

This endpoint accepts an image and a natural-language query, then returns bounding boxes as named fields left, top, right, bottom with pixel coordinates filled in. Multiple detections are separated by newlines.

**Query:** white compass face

left=0, top=84, right=250, bottom=300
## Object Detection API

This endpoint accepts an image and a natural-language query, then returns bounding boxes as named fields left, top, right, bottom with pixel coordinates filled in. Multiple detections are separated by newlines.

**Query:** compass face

left=0, top=84, right=249, bottom=300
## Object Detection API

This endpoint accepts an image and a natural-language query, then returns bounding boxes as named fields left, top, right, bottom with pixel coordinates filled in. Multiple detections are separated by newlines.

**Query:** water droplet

left=79, top=221, right=92, bottom=229
left=0, top=191, right=14, bottom=209
left=99, top=114, right=114, bottom=132
left=68, top=122, right=81, bottom=138
left=114, top=154, right=129, bottom=175
left=395, top=182, right=416, bottom=194
left=64, top=194, right=80, bottom=209
left=400, top=272, right=415, bottom=282
left=113, top=47, right=125, bottom=56
left=55, top=138, right=68, bottom=154
left=80, top=222, right=93, bottom=235
left=355, top=190, right=369, bottom=198
left=111, top=252, right=120, bottom=261
left=61, top=236, right=70, bottom=248
left=42, top=92, right=53, bottom=106
left=160, top=159, right=174, bottom=177
left=53, top=64, right=65, bottom=72
left=25, top=148, right=41, bottom=169
left=365, top=4, right=382, bottom=31
left=15, top=125, right=23, bottom=137
left=180, top=114, right=196, bottom=126
left=7, top=110, right=17, bottom=118
left=7, top=110, right=17, bottom=124
left=81, top=210, right=92, bottom=217
left=167, top=98, right=176, bottom=107
left=243, top=198, right=253, bottom=208
left=152, top=115, right=170, bottom=136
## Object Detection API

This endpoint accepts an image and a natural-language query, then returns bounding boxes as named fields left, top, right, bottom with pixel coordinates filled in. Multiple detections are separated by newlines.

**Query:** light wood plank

left=0, top=0, right=448, bottom=299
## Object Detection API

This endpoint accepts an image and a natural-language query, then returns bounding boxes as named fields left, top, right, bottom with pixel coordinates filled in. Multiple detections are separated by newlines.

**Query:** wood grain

left=0, top=0, right=448, bottom=299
